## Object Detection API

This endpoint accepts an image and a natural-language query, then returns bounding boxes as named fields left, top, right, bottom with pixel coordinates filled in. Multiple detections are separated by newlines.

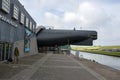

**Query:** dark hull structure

left=37, top=29, right=97, bottom=47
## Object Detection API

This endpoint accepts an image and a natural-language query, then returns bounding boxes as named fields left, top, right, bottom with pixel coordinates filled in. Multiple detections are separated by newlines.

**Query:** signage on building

left=0, top=14, right=18, bottom=27
left=24, top=29, right=31, bottom=52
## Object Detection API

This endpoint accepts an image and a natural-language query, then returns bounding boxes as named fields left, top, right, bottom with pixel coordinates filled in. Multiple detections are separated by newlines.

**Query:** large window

left=26, top=17, right=29, bottom=27
left=20, top=12, right=25, bottom=24
left=30, top=21, right=32, bottom=29
left=0, top=43, right=12, bottom=61
left=33, top=24, right=36, bottom=32
left=13, top=4, right=19, bottom=20
left=1, top=0, right=10, bottom=13
left=32, top=24, right=35, bottom=31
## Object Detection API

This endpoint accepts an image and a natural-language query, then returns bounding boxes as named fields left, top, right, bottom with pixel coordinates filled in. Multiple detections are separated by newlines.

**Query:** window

left=33, top=24, right=36, bottom=32
left=20, top=12, right=25, bottom=24
left=1, top=0, right=10, bottom=13
left=30, top=21, right=32, bottom=29
left=13, top=4, right=19, bottom=20
left=32, top=24, right=35, bottom=31
left=26, top=17, right=29, bottom=27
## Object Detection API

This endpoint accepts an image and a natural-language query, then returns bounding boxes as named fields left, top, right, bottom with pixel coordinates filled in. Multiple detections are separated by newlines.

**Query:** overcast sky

left=19, top=0, right=120, bottom=46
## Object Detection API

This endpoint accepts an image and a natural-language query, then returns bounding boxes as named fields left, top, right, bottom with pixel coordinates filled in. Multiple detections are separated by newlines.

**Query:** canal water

left=71, top=50, right=120, bottom=70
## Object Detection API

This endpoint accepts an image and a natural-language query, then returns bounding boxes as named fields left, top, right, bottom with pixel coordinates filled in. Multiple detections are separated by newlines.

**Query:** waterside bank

left=71, top=46, right=120, bottom=57
left=71, top=54, right=120, bottom=80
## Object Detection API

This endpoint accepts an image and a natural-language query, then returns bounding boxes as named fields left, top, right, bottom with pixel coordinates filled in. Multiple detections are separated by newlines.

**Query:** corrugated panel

left=0, top=20, right=25, bottom=43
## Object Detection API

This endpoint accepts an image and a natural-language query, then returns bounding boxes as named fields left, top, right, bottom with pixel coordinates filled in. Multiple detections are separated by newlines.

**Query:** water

left=71, top=50, right=120, bottom=70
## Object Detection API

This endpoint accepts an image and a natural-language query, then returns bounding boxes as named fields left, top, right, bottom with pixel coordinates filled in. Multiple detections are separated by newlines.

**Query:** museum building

left=0, top=0, right=38, bottom=62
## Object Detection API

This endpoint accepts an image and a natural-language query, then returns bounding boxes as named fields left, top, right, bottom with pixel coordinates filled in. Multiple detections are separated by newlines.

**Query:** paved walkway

left=0, top=53, right=107, bottom=80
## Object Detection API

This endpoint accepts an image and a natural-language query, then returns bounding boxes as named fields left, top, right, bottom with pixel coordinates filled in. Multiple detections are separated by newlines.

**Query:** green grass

left=99, top=46, right=120, bottom=50
left=71, top=46, right=120, bottom=57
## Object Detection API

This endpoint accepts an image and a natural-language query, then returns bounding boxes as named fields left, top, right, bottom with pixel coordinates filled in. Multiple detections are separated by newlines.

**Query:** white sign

left=0, top=14, right=18, bottom=27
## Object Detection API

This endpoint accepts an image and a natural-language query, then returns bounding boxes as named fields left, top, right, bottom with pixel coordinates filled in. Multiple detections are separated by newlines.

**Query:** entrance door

left=5, top=44, right=9, bottom=60
left=0, top=43, right=12, bottom=61
left=0, top=43, right=3, bottom=61
left=2, top=44, right=5, bottom=61
left=4, top=43, right=12, bottom=60
left=6, top=44, right=12, bottom=60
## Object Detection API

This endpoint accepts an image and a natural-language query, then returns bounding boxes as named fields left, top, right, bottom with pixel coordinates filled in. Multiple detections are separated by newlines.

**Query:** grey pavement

left=0, top=53, right=107, bottom=80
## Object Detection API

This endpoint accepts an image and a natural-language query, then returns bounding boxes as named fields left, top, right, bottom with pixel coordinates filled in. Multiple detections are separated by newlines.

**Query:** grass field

left=71, top=46, right=120, bottom=57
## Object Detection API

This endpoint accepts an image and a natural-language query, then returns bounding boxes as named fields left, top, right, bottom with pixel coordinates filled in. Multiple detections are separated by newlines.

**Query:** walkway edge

left=68, top=55, right=107, bottom=80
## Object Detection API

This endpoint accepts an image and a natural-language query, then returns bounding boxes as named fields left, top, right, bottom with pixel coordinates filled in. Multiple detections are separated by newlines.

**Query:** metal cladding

left=37, top=29, right=97, bottom=47
left=0, top=0, right=36, bottom=43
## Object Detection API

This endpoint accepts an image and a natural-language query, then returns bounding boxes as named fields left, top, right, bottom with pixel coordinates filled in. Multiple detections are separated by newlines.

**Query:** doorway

left=0, top=43, right=12, bottom=62
left=0, top=43, right=3, bottom=61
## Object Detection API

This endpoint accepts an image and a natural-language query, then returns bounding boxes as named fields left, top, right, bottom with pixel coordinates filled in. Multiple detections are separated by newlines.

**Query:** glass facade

left=0, top=43, right=12, bottom=61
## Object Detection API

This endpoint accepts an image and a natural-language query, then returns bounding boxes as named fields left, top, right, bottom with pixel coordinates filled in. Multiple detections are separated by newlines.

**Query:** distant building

left=0, top=0, right=38, bottom=62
